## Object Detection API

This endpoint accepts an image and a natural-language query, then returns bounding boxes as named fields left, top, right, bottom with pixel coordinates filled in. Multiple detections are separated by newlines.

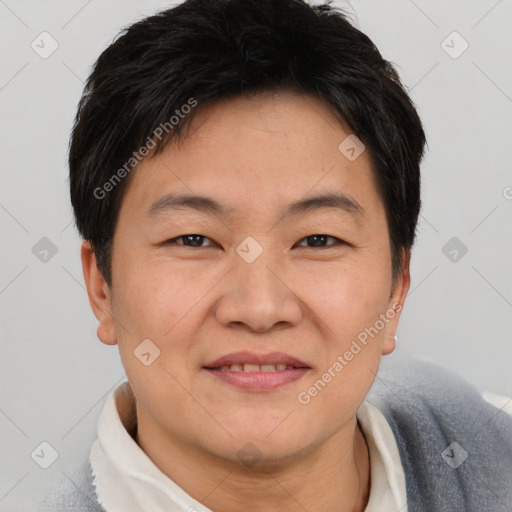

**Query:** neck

left=134, top=405, right=370, bottom=512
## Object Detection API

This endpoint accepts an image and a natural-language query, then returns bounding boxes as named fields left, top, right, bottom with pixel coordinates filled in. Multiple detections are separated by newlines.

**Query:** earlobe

left=382, top=335, right=397, bottom=356
left=80, top=240, right=118, bottom=346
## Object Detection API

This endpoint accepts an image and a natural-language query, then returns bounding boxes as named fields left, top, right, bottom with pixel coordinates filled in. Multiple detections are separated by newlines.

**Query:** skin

left=82, top=90, right=410, bottom=512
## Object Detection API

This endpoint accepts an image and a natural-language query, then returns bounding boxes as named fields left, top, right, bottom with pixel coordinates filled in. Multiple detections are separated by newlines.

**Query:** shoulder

left=36, top=458, right=105, bottom=512
left=367, top=360, right=512, bottom=511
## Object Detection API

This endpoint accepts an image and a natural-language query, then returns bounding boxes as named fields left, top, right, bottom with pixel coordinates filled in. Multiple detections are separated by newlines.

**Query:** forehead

left=118, top=90, right=384, bottom=226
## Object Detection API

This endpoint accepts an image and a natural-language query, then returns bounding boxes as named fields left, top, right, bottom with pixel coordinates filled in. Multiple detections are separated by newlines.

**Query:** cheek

left=295, top=261, right=391, bottom=401
left=294, top=273, right=388, bottom=431
left=111, top=259, right=208, bottom=389
left=113, top=253, right=193, bottom=335
left=112, top=274, right=197, bottom=429
left=304, top=260, right=391, bottom=336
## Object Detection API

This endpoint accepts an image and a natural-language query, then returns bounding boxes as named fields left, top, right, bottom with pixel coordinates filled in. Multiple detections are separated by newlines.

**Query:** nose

left=214, top=250, right=303, bottom=333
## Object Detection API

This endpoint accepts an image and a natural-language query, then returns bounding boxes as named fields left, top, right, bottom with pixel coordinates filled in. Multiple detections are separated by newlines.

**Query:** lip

left=203, top=351, right=311, bottom=369
left=204, top=367, right=310, bottom=391
left=202, top=351, right=311, bottom=392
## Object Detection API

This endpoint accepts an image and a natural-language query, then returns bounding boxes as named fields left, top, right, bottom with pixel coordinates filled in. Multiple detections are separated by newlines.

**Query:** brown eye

left=295, top=234, right=345, bottom=248
left=165, top=234, right=216, bottom=247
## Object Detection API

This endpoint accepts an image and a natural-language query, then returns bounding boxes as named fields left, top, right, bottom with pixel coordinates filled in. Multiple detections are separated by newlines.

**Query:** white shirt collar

left=90, top=381, right=408, bottom=512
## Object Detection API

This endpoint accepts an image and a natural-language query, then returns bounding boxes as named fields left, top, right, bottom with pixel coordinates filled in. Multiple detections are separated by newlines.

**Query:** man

left=39, top=0, right=512, bottom=510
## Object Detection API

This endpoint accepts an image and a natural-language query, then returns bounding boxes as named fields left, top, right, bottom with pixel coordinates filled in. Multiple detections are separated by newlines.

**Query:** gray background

left=1, top=0, right=511, bottom=509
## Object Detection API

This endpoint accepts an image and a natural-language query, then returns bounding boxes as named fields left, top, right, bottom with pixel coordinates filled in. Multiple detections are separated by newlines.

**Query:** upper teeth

left=219, top=363, right=294, bottom=372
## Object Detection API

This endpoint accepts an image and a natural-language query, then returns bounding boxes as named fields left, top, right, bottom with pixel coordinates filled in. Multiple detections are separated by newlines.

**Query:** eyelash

left=164, top=234, right=346, bottom=249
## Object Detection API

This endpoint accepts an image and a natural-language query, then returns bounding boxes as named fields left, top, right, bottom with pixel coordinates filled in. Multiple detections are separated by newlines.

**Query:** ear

left=81, top=240, right=117, bottom=345
left=381, top=249, right=411, bottom=356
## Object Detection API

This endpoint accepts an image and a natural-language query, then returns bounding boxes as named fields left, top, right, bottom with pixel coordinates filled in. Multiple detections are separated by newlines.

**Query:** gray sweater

left=37, top=361, right=512, bottom=511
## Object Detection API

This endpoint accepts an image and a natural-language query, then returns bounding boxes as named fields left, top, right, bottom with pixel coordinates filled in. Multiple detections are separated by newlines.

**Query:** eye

left=295, top=234, right=345, bottom=248
left=163, top=233, right=346, bottom=249
left=164, top=234, right=217, bottom=248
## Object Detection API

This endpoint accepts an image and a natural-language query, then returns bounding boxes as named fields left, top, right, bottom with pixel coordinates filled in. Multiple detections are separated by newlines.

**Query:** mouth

left=206, top=363, right=304, bottom=372
left=203, top=351, right=311, bottom=391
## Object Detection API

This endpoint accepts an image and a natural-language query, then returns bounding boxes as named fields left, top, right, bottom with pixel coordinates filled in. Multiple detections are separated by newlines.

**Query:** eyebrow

left=147, top=191, right=364, bottom=221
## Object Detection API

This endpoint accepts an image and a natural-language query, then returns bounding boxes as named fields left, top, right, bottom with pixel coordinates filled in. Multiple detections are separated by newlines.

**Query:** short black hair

left=69, top=0, right=426, bottom=288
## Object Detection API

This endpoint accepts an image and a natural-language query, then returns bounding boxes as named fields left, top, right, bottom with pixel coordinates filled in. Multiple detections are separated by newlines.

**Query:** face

left=82, top=90, right=409, bottom=468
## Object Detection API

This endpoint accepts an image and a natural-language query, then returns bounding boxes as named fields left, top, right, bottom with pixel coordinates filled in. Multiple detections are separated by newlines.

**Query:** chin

left=216, top=439, right=308, bottom=472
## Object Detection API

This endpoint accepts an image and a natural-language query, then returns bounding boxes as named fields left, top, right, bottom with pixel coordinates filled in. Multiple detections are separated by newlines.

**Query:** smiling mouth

left=202, top=364, right=311, bottom=391
left=205, top=363, right=307, bottom=372
left=202, top=351, right=312, bottom=390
